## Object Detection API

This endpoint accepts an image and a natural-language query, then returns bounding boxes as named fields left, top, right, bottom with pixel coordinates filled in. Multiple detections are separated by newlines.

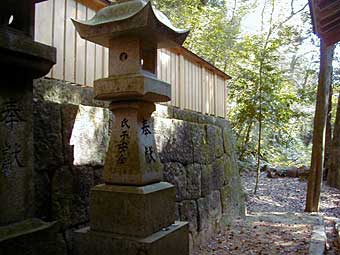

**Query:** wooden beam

left=310, top=0, right=340, bottom=45
left=75, top=0, right=109, bottom=11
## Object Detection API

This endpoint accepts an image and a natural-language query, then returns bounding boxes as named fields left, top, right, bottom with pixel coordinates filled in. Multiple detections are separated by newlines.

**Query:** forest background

left=152, top=0, right=340, bottom=170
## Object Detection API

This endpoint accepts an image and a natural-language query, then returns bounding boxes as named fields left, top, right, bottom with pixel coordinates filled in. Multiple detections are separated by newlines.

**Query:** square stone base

left=73, top=221, right=189, bottom=255
left=90, top=182, right=176, bottom=237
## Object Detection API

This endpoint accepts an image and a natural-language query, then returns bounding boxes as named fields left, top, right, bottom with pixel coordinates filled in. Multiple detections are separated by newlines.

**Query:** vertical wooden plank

left=157, top=49, right=161, bottom=78
left=103, top=47, right=109, bottom=77
left=95, top=45, right=103, bottom=80
left=52, top=0, right=66, bottom=80
left=35, top=0, right=53, bottom=45
left=201, top=67, right=206, bottom=114
left=75, top=2, right=86, bottom=85
left=186, top=59, right=190, bottom=110
left=179, top=55, right=185, bottom=109
left=195, top=64, right=198, bottom=112
left=224, top=79, right=228, bottom=118
left=175, top=54, right=180, bottom=107
left=209, top=71, right=214, bottom=115
left=193, top=64, right=197, bottom=111
left=35, top=0, right=53, bottom=77
left=86, top=8, right=95, bottom=86
left=170, top=52, right=176, bottom=106
left=217, top=77, right=222, bottom=117
left=64, top=0, right=76, bottom=83
left=198, top=66, right=202, bottom=113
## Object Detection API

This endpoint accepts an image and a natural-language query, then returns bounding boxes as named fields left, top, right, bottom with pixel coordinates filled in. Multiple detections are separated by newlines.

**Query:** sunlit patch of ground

left=193, top=219, right=311, bottom=255
left=242, top=172, right=340, bottom=218
left=192, top=171, right=340, bottom=255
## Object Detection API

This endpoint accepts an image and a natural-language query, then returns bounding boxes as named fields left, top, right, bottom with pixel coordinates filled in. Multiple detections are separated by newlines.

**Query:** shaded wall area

left=33, top=78, right=245, bottom=252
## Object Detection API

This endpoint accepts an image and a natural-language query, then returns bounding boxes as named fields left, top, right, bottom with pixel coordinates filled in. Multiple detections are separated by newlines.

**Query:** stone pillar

left=72, top=1, right=190, bottom=254
left=0, top=0, right=56, bottom=226
left=0, top=2, right=62, bottom=255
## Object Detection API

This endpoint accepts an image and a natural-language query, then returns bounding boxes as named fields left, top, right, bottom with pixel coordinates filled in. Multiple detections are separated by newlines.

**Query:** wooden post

left=305, top=39, right=335, bottom=212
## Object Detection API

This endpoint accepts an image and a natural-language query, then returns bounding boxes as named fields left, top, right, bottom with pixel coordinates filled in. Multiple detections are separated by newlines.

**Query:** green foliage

left=154, top=0, right=319, bottom=167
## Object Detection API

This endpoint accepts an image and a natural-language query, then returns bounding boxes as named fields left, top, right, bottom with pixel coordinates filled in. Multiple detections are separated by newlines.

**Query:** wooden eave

left=309, top=0, right=340, bottom=46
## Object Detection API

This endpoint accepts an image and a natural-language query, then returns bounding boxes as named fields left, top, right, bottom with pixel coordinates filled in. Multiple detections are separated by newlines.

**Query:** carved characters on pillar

left=144, top=146, right=156, bottom=164
left=1, top=142, right=24, bottom=177
left=141, top=118, right=156, bottom=164
left=0, top=98, right=26, bottom=176
left=117, top=118, right=130, bottom=164
left=0, top=99, right=26, bottom=130
left=141, top=119, right=151, bottom=136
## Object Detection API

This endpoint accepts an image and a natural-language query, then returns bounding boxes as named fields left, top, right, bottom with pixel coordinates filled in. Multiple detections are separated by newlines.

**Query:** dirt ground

left=193, top=172, right=340, bottom=255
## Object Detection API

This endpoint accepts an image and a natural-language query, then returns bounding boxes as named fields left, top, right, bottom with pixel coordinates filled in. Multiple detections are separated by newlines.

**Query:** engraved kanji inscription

left=145, top=146, right=156, bottom=164
left=117, top=118, right=130, bottom=164
left=1, top=142, right=25, bottom=176
left=0, top=99, right=25, bottom=130
left=141, top=119, right=152, bottom=136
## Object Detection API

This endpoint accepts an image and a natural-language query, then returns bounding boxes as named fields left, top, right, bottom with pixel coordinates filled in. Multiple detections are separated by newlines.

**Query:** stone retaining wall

left=33, top=78, right=245, bottom=252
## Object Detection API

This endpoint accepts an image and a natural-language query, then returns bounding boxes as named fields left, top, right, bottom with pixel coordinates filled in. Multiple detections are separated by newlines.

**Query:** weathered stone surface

left=179, top=200, right=198, bottom=233
left=0, top=219, right=66, bottom=255
left=173, top=107, right=199, bottom=123
left=32, top=79, right=245, bottom=251
left=197, top=114, right=216, bottom=126
left=197, top=197, right=209, bottom=232
left=61, top=104, right=78, bottom=165
left=206, top=124, right=224, bottom=160
left=70, top=105, right=111, bottom=166
left=51, top=166, right=81, bottom=229
left=222, top=126, right=237, bottom=157
left=34, top=100, right=63, bottom=172
left=201, top=164, right=213, bottom=196
left=33, top=170, right=51, bottom=220
left=51, top=165, right=104, bottom=230
left=207, top=190, right=223, bottom=220
left=90, top=183, right=176, bottom=237
left=185, top=164, right=202, bottom=200
left=155, top=119, right=194, bottom=165
left=197, top=191, right=222, bottom=232
left=94, top=72, right=171, bottom=102
left=152, top=104, right=174, bottom=119
left=0, top=90, right=34, bottom=225
left=163, top=162, right=186, bottom=201
left=220, top=180, right=245, bottom=218
left=192, top=124, right=210, bottom=164
left=212, top=157, right=226, bottom=190
left=104, top=102, right=162, bottom=185
left=73, top=222, right=189, bottom=255
left=34, top=79, right=103, bottom=107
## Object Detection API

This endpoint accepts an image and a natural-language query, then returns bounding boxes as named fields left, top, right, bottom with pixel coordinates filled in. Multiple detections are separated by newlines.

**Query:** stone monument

left=0, top=1, right=62, bottom=254
left=72, top=0, right=190, bottom=254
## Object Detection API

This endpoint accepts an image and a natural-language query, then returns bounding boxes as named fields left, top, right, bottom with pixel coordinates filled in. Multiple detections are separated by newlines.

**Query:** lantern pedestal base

left=89, top=182, right=176, bottom=237
left=73, top=221, right=189, bottom=255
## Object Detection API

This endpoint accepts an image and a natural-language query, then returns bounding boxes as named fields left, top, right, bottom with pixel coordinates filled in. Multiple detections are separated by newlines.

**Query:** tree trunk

left=305, top=40, right=335, bottom=212
left=328, top=94, right=340, bottom=188
left=324, top=82, right=333, bottom=180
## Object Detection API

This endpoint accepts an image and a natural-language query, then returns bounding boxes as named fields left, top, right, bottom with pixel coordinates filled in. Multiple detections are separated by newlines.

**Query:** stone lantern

left=72, top=1, right=190, bottom=254
left=0, top=0, right=56, bottom=225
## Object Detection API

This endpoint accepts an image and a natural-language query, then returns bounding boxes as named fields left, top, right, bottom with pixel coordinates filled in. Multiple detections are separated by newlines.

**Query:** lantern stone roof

left=72, top=0, right=189, bottom=48
left=309, top=0, right=340, bottom=46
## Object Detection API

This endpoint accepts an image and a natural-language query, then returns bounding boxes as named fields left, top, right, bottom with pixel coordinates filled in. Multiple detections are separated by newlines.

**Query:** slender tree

left=328, top=94, right=340, bottom=188
left=305, top=40, right=335, bottom=212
